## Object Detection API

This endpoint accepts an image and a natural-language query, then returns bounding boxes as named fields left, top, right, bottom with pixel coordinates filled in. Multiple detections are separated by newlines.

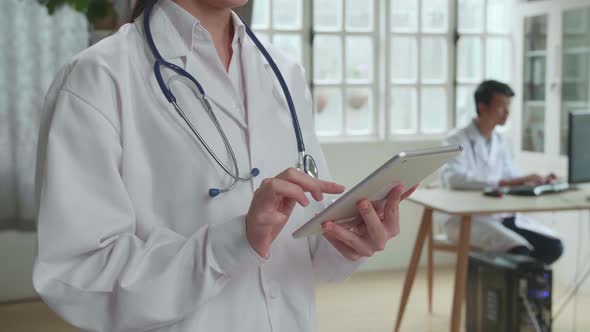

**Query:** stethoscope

left=143, top=2, right=318, bottom=197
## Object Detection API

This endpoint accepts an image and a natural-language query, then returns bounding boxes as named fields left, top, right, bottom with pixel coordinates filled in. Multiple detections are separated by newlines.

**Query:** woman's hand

left=321, top=184, right=418, bottom=261
left=246, top=168, right=345, bottom=257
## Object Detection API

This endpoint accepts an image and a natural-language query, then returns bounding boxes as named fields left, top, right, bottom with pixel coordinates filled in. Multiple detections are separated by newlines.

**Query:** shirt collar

left=468, top=119, right=497, bottom=143
left=136, top=0, right=247, bottom=60
left=230, top=11, right=247, bottom=45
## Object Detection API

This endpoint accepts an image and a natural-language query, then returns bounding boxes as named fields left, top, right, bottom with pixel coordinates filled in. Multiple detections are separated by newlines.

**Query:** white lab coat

left=33, top=2, right=361, bottom=331
left=438, top=120, right=559, bottom=252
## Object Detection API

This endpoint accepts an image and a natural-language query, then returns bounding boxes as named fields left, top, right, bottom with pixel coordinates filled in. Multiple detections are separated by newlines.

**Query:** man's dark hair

left=474, top=80, right=515, bottom=115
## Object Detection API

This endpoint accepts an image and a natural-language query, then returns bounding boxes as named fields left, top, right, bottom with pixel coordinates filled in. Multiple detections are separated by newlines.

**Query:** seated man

left=439, top=80, right=563, bottom=265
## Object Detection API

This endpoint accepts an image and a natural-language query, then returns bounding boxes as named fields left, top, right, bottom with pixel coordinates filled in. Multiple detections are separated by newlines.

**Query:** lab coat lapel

left=184, top=47, right=248, bottom=129
left=466, top=122, right=483, bottom=164
left=488, top=132, right=499, bottom=164
left=242, top=38, right=286, bottom=126
left=138, top=2, right=248, bottom=129
left=243, top=38, right=297, bottom=184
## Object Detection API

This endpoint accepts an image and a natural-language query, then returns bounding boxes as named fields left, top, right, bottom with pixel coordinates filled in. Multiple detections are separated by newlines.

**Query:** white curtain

left=0, top=0, right=88, bottom=231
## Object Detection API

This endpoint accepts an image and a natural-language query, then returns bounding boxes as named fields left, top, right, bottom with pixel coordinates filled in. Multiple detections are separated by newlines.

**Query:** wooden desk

left=394, top=184, right=590, bottom=332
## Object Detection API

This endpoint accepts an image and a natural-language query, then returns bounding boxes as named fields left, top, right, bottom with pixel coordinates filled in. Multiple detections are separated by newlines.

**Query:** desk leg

left=450, top=215, right=472, bottom=332
left=393, top=208, right=432, bottom=332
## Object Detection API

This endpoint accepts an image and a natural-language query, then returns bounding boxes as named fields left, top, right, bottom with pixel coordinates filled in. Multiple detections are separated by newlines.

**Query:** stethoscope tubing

left=143, top=1, right=316, bottom=196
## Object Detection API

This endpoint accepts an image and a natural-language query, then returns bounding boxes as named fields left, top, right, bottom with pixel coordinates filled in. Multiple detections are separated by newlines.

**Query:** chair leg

left=427, top=216, right=434, bottom=314
left=393, top=208, right=432, bottom=332
left=450, top=215, right=472, bottom=332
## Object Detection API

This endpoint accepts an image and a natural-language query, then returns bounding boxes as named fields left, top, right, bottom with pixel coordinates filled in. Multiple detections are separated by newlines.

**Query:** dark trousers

left=502, top=216, right=564, bottom=265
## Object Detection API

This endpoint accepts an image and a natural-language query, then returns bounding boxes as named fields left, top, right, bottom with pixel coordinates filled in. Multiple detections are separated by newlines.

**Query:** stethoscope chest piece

left=303, top=154, right=318, bottom=178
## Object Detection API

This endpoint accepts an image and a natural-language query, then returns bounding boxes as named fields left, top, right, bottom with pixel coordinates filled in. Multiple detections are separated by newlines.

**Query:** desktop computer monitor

left=568, top=111, right=590, bottom=184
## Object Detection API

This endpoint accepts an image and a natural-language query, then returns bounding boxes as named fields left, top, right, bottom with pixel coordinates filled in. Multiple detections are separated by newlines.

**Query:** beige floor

left=1, top=268, right=588, bottom=332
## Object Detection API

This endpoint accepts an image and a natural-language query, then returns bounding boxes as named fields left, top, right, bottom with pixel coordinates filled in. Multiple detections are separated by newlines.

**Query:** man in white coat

left=439, top=80, right=563, bottom=265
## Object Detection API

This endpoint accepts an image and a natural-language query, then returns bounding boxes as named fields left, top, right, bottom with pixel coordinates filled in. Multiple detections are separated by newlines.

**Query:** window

left=389, top=0, right=453, bottom=136
left=251, top=0, right=514, bottom=141
left=455, top=0, right=514, bottom=129
left=312, top=0, right=378, bottom=138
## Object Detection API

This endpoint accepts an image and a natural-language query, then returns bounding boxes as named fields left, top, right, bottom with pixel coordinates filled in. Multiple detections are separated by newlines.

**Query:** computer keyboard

left=505, top=182, right=572, bottom=196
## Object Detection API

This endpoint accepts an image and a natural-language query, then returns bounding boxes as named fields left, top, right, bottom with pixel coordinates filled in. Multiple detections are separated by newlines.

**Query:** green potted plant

left=39, top=0, right=117, bottom=29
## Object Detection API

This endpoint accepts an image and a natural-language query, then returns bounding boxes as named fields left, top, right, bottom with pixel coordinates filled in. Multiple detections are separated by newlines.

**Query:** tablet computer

left=292, top=145, right=462, bottom=238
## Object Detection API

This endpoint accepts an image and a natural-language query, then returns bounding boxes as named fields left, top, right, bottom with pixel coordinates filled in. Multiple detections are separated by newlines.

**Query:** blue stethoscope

left=143, top=2, right=318, bottom=197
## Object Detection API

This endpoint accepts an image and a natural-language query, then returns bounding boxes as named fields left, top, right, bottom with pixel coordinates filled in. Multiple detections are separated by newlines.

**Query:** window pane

left=524, top=55, right=546, bottom=101
left=421, top=87, right=447, bottom=133
left=487, top=0, right=512, bottom=34
left=457, top=37, right=483, bottom=83
left=273, top=0, right=302, bottom=30
left=486, top=37, right=512, bottom=82
left=391, top=36, right=417, bottom=83
left=522, top=15, right=547, bottom=153
left=273, top=34, right=303, bottom=64
left=314, top=88, right=343, bottom=136
left=524, top=16, right=547, bottom=102
left=314, top=0, right=342, bottom=31
left=521, top=103, right=545, bottom=152
left=455, top=85, right=476, bottom=129
left=458, top=0, right=484, bottom=33
left=525, top=14, right=547, bottom=51
left=391, top=87, right=418, bottom=134
left=346, top=37, right=372, bottom=83
left=251, top=0, right=270, bottom=29
left=561, top=7, right=590, bottom=155
left=313, top=35, right=342, bottom=83
left=345, top=0, right=373, bottom=32
left=422, top=0, right=448, bottom=33
left=391, top=0, right=418, bottom=32
left=346, top=88, right=373, bottom=135
left=421, top=37, right=447, bottom=83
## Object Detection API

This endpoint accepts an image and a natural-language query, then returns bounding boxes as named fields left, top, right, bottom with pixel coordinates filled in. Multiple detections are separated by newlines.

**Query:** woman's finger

left=261, top=178, right=310, bottom=207
left=383, top=185, right=403, bottom=235
left=401, top=184, right=419, bottom=200
left=323, top=232, right=362, bottom=261
left=356, top=199, right=387, bottom=251
left=322, top=221, right=374, bottom=257
left=276, top=168, right=345, bottom=201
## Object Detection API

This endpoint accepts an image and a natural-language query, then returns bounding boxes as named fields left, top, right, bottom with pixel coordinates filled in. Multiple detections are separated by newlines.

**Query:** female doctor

left=33, top=0, right=416, bottom=331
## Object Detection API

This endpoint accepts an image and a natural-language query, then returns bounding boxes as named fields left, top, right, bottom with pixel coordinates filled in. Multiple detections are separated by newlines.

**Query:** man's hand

left=499, top=173, right=557, bottom=187
left=246, top=168, right=345, bottom=257
left=320, top=184, right=418, bottom=261
left=523, top=174, right=545, bottom=186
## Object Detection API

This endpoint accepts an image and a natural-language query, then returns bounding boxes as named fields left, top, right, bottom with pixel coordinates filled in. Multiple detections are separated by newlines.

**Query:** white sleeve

left=295, top=69, right=364, bottom=282
left=33, top=89, right=266, bottom=332
left=439, top=134, right=498, bottom=189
